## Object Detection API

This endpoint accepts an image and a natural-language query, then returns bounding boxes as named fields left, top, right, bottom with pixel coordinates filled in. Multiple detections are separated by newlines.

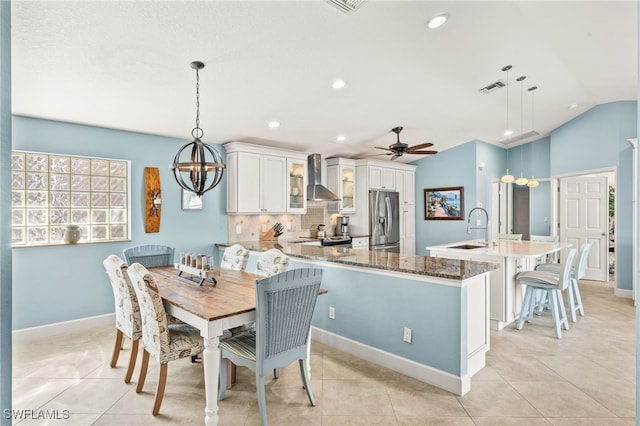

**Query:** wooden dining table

left=148, top=265, right=258, bottom=426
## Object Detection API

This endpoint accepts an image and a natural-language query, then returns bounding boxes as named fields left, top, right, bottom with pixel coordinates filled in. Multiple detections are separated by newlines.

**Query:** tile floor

left=12, top=280, right=636, bottom=425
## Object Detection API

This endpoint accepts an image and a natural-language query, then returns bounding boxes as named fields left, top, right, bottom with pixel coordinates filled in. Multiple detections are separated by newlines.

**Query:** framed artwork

left=182, top=189, right=203, bottom=210
left=424, top=186, right=464, bottom=220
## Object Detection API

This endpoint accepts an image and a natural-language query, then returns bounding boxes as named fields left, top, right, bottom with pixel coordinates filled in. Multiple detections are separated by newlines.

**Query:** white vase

left=64, top=224, right=81, bottom=244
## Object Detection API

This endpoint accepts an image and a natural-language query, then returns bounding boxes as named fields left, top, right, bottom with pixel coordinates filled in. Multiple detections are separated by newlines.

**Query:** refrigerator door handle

left=385, top=196, right=392, bottom=238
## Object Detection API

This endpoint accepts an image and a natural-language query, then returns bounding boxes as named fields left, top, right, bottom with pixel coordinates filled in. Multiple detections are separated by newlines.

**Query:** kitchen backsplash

left=227, top=203, right=345, bottom=241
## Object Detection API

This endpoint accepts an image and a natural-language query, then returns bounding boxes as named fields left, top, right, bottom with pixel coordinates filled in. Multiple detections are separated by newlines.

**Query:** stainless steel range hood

left=307, top=154, right=340, bottom=201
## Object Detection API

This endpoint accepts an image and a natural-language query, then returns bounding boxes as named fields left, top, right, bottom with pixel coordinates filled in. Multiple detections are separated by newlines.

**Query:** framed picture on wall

left=182, top=189, right=203, bottom=210
left=424, top=186, right=464, bottom=220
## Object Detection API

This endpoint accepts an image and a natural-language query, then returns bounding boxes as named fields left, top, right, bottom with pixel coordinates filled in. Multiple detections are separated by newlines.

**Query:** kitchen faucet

left=466, top=207, right=490, bottom=246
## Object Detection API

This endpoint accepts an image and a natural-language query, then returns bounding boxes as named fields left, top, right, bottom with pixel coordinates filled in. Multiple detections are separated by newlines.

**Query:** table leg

left=203, top=336, right=221, bottom=426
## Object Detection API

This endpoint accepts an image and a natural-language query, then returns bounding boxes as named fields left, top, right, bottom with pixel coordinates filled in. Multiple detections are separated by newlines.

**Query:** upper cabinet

left=225, top=142, right=307, bottom=214
left=368, top=165, right=395, bottom=190
left=327, top=158, right=356, bottom=214
left=287, top=158, right=307, bottom=213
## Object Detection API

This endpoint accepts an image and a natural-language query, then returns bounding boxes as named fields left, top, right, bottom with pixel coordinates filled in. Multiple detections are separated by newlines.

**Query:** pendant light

left=171, top=61, right=226, bottom=197
left=514, top=75, right=529, bottom=186
left=527, top=85, right=540, bottom=188
left=500, top=65, right=515, bottom=183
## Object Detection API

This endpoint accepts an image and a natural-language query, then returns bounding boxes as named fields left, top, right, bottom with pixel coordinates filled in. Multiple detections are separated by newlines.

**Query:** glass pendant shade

left=527, top=179, right=539, bottom=188
left=501, top=170, right=515, bottom=183
left=515, top=176, right=529, bottom=186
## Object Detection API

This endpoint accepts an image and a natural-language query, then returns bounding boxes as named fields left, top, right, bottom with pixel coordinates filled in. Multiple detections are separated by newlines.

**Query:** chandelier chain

left=192, top=67, right=203, bottom=139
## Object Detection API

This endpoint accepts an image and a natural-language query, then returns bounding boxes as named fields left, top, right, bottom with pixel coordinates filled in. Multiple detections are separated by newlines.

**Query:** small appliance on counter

left=336, top=215, right=350, bottom=236
left=317, top=224, right=326, bottom=239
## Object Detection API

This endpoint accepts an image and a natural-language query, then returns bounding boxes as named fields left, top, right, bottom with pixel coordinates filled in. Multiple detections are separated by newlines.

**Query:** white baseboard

left=311, top=327, right=470, bottom=396
left=614, top=288, right=633, bottom=299
left=12, top=313, right=115, bottom=343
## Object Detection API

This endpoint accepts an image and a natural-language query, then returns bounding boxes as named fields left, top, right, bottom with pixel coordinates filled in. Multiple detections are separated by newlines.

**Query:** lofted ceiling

left=10, top=1, right=638, bottom=163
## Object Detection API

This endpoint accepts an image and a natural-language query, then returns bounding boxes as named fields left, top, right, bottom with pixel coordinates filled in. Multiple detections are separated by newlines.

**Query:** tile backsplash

left=227, top=202, right=345, bottom=242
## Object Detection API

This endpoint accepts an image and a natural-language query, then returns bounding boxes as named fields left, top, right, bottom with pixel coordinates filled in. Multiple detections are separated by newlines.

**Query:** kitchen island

left=428, top=239, right=569, bottom=330
left=215, top=240, right=499, bottom=396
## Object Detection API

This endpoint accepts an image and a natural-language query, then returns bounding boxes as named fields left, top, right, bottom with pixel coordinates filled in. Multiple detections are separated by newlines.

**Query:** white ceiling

left=10, top=1, right=638, bottom=163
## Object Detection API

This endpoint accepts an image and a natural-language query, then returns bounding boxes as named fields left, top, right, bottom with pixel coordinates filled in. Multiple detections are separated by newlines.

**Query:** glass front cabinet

left=287, top=158, right=307, bottom=213
left=327, top=158, right=356, bottom=214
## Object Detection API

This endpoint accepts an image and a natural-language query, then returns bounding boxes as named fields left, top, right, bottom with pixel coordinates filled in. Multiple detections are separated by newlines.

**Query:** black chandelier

left=171, top=61, right=225, bottom=197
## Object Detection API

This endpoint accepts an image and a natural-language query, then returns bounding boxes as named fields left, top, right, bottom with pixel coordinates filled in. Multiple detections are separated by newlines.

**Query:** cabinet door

left=237, top=152, right=262, bottom=213
left=400, top=206, right=416, bottom=255
left=369, top=166, right=395, bottom=190
left=287, top=158, right=306, bottom=213
left=262, top=155, right=286, bottom=213
left=340, top=165, right=356, bottom=213
left=402, top=171, right=415, bottom=204
left=226, top=152, right=238, bottom=212
left=382, top=168, right=395, bottom=189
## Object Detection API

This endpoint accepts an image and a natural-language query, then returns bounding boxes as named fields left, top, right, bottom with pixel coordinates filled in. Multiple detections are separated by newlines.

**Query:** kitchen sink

left=448, top=244, right=486, bottom=250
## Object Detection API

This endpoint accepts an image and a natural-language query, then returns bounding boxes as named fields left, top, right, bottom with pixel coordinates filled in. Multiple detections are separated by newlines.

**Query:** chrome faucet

left=466, top=207, right=490, bottom=246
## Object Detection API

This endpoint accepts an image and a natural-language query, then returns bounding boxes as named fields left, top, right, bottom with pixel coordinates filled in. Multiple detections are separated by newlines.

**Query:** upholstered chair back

left=220, top=244, right=250, bottom=271
left=255, top=249, right=289, bottom=277
left=103, top=254, right=141, bottom=340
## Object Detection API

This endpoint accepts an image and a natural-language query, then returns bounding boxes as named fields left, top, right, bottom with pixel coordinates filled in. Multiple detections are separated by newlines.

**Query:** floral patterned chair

left=255, top=248, right=289, bottom=277
left=103, top=254, right=142, bottom=384
left=220, top=244, right=250, bottom=271
left=127, top=262, right=204, bottom=416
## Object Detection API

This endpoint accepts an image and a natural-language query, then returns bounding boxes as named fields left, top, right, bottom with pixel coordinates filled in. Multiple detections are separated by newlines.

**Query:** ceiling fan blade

left=361, top=153, right=391, bottom=158
left=390, top=154, right=400, bottom=161
left=407, top=150, right=438, bottom=155
left=408, top=142, right=434, bottom=150
left=374, top=146, right=392, bottom=151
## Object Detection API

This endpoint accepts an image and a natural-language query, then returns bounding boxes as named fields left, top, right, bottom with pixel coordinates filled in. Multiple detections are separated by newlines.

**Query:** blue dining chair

left=218, top=268, right=323, bottom=426
left=123, top=244, right=175, bottom=267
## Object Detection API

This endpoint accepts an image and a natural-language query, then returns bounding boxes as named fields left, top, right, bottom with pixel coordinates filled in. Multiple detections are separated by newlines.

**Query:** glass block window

left=11, top=151, right=130, bottom=246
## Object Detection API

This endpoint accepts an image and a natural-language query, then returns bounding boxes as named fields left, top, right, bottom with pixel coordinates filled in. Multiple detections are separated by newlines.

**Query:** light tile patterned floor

left=12, top=280, right=636, bottom=425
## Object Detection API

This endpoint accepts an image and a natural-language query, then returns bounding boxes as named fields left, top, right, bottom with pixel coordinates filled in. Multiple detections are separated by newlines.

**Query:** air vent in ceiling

left=479, top=80, right=506, bottom=94
left=328, top=0, right=367, bottom=14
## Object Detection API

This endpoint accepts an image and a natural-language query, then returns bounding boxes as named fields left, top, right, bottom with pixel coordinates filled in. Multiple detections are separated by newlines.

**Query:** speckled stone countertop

left=216, top=240, right=499, bottom=281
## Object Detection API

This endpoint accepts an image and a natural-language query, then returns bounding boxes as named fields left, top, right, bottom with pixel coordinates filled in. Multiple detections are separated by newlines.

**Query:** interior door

left=559, top=175, right=608, bottom=281
left=513, top=186, right=530, bottom=240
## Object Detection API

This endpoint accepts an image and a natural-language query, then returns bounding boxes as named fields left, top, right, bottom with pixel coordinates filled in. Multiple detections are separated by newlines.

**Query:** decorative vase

left=64, top=224, right=81, bottom=244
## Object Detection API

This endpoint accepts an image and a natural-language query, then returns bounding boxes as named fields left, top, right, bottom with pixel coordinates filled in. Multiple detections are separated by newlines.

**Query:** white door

left=559, top=175, right=608, bottom=281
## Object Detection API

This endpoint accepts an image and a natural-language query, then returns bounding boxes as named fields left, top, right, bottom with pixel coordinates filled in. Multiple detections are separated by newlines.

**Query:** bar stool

left=515, top=248, right=577, bottom=339
left=536, top=243, right=591, bottom=322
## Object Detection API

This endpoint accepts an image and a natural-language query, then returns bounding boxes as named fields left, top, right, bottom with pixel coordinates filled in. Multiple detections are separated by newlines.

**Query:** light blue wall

left=550, top=101, right=636, bottom=291
left=12, top=116, right=229, bottom=329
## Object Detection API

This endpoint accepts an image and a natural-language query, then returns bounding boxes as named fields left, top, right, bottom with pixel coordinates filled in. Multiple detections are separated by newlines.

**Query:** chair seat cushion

left=219, top=331, right=257, bottom=362
left=516, top=271, right=560, bottom=288
left=159, top=323, right=204, bottom=363
left=535, top=263, right=561, bottom=273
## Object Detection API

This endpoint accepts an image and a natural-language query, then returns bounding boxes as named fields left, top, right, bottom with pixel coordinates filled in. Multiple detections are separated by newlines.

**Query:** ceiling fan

left=373, top=126, right=438, bottom=160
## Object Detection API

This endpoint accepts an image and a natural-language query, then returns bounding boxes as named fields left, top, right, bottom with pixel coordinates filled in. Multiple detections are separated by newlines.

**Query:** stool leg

left=556, top=289, right=569, bottom=331
left=517, top=286, right=533, bottom=330
left=572, top=278, right=585, bottom=316
left=566, top=281, right=577, bottom=323
left=549, top=290, right=562, bottom=339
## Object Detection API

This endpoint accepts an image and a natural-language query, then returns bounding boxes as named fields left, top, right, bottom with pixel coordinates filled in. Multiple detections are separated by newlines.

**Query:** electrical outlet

left=403, top=327, right=412, bottom=343
left=235, top=224, right=242, bottom=234
left=329, top=307, right=335, bottom=320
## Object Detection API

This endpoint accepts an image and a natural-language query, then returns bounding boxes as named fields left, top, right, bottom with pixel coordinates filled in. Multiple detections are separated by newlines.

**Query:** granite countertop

left=428, top=239, right=570, bottom=258
left=216, top=240, right=498, bottom=281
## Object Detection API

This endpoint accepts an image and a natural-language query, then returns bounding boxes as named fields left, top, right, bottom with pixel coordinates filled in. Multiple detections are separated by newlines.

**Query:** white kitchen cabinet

left=225, top=142, right=306, bottom=214
left=351, top=236, right=369, bottom=249
left=368, top=166, right=395, bottom=190
left=327, top=158, right=356, bottom=214
left=400, top=205, right=416, bottom=255
left=396, top=169, right=415, bottom=205
left=287, top=158, right=307, bottom=213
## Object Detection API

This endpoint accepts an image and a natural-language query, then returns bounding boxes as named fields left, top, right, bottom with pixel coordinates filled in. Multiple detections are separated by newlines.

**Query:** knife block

left=260, top=228, right=278, bottom=241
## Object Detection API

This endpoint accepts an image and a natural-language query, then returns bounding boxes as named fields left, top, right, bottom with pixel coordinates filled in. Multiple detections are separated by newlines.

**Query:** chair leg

left=273, top=368, right=279, bottom=379
left=550, top=290, right=562, bottom=339
left=299, top=359, right=316, bottom=406
left=227, top=360, right=236, bottom=389
left=218, top=356, right=227, bottom=401
left=124, top=339, right=139, bottom=384
left=517, top=286, right=533, bottom=330
left=572, top=278, right=585, bottom=316
left=256, top=374, right=268, bottom=426
left=136, top=349, right=150, bottom=393
left=566, top=281, right=577, bottom=323
left=110, top=329, right=123, bottom=368
left=556, top=289, right=570, bottom=331
left=152, top=363, right=168, bottom=416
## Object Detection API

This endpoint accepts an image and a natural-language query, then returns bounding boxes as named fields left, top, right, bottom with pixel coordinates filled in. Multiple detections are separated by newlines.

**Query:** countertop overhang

left=216, top=240, right=498, bottom=281
left=427, top=239, right=570, bottom=258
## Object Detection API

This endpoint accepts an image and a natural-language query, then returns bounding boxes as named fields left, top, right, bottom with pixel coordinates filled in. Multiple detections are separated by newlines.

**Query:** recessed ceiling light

left=568, top=103, right=578, bottom=109
left=336, top=135, right=346, bottom=142
left=267, top=121, right=281, bottom=128
left=332, top=79, right=347, bottom=89
left=504, top=129, right=514, bottom=137
left=426, top=13, right=449, bottom=30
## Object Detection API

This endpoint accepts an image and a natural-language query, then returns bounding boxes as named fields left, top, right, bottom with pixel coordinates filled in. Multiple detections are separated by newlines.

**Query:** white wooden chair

left=218, top=268, right=323, bottom=426
left=516, top=248, right=577, bottom=339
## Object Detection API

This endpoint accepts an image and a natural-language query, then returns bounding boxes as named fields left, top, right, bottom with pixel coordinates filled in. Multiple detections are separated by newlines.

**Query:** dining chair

left=535, top=243, right=591, bottom=322
left=218, top=268, right=323, bottom=426
left=123, top=244, right=175, bottom=267
left=127, top=262, right=204, bottom=416
left=255, top=248, right=289, bottom=277
left=530, top=235, right=559, bottom=242
left=515, top=247, right=577, bottom=339
left=103, top=254, right=142, bottom=384
left=220, top=244, right=250, bottom=271
left=497, top=233, right=523, bottom=240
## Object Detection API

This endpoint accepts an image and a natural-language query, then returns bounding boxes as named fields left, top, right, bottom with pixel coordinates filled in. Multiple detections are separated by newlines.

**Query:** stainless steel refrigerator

left=369, top=190, right=400, bottom=253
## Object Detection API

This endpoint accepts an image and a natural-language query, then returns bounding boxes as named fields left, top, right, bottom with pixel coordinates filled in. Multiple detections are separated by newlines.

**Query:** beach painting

left=424, top=186, right=464, bottom=220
